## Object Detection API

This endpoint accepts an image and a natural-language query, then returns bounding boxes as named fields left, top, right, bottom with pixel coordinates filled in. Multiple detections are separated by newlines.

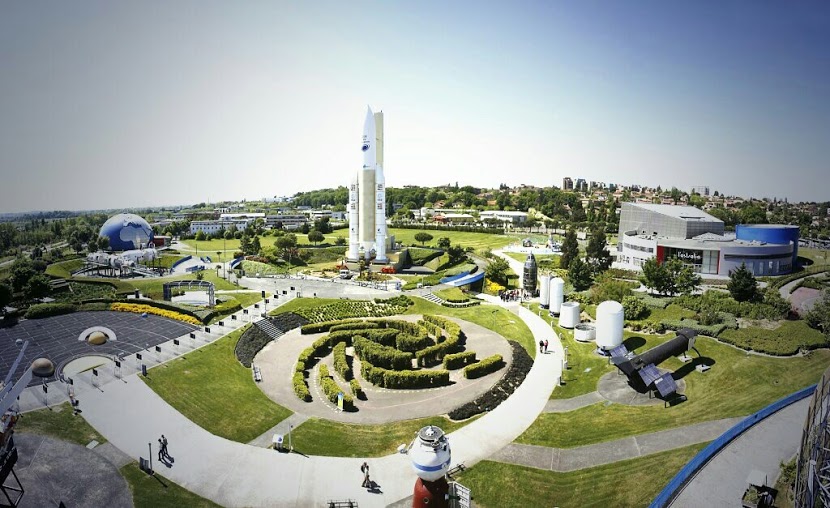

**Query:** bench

left=326, top=500, right=358, bottom=508
left=447, top=462, right=466, bottom=477
left=252, top=365, right=262, bottom=382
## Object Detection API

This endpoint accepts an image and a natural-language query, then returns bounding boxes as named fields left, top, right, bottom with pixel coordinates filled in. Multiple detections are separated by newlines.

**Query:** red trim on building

left=656, top=245, right=665, bottom=265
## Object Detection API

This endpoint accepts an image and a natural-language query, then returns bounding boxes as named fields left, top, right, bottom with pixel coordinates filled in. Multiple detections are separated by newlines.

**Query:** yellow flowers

left=485, top=279, right=505, bottom=294
left=110, top=302, right=201, bottom=325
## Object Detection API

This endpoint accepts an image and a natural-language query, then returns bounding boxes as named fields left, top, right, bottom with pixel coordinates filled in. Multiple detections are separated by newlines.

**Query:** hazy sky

left=1, top=1, right=829, bottom=213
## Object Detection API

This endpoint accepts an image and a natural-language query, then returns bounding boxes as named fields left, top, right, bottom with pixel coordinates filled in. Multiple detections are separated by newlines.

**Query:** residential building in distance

left=691, top=186, right=710, bottom=196
left=562, top=177, right=573, bottom=191
left=479, top=210, right=528, bottom=225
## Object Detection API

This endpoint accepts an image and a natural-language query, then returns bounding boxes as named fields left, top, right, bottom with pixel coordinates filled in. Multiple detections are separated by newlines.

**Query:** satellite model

left=609, top=328, right=700, bottom=398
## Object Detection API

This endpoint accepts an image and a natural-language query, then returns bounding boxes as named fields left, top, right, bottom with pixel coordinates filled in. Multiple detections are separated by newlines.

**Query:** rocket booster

left=362, top=107, right=376, bottom=169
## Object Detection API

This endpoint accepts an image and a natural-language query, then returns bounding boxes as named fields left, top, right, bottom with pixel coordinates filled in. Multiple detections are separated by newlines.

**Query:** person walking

left=544, top=339, right=549, bottom=353
left=161, top=435, right=170, bottom=459
left=361, top=461, right=370, bottom=488
left=538, top=340, right=544, bottom=353
left=157, top=438, right=165, bottom=462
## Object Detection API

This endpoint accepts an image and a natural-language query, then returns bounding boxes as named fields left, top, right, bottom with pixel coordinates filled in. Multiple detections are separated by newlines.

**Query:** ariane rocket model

left=348, top=106, right=388, bottom=262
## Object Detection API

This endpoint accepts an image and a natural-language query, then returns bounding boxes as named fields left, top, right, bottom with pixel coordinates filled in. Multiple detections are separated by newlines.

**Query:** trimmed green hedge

left=353, top=336, right=413, bottom=370
left=350, top=378, right=363, bottom=398
left=329, top=321, right=381, bottom=332
left=396, top=332, right=434, bottom=352
left=360, top=359, right=450, bottom=389
left=318, top=364, right=354, bottom=410
left=464, top=354, right=504, bottom=379
left=24, top=303, right=77, bottom=319
left=301, top=319, right=363, bottom=334
left=443, top=351, right=477, bottom=370
left=415, top=315, right=464, bottom=366
left=293, top=372, right=311, bottom=401
left=333, top=341, right=351, bottom=380
left=294, top=298, right=413, bottom=323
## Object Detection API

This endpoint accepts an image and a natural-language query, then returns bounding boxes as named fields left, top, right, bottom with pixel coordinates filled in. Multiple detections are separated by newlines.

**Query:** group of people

left=538, top=339, right=549, bottom=354
left=498, top=289, right=526, bottom=302
left=157, top=434, right=173, bottom=464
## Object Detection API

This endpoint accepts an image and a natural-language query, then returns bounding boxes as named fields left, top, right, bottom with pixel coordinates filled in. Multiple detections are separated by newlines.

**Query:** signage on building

left=670, top=249, right=703, bottom=264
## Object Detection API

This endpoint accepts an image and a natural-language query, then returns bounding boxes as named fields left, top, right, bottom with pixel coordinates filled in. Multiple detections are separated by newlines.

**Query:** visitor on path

left=361, top=462, right=370, bottom=487
left=544, top=340, right=549, bottom=353
left=161, top=435, right=170, bottom=459
left=539, top=340, right=544, bottom=353
left=158, top=438, right=165, bottom=462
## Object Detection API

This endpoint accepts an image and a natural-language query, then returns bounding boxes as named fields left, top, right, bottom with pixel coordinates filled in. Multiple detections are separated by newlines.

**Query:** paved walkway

left=544, top=391, right=604, bottom=412
left=72, top=297, right=561, bottom=507
left=491, top=417, right=742, bottom=472
left=670, top=397, right=810, bottom=507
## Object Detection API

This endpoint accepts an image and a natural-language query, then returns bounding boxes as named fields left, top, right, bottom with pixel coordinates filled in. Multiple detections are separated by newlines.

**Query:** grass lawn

left=268, top=297, right=344, bottom=316
left=385, top=229, right=516, bottom=253
left=240, top=259, right=288, bottom=276
left=457, top=442, right=706, bottom=508
left=405, top=297, right=536, bottom=358
left=121, top=463, right=220, bottom=508
left=126, top=271, right=238, bottom=300
left=719, top=320, right=828, bottom=355
left=18, top=402, right=106, bottom=446
left=142, top=325, right=292, bottom=443
left=175, top=239, right=241, bottom=257
left=290, top=415, right=477, bottom=457
left=434, top=287, right=470, bottom=302
left=628, top=304, right=697, bottom=326
left=519, top=335, right=830, bottom=448
left=141, top=254, right=188, bottom=270
left=46, top=258, right=86, bottom=278
left=218, top=291, right=264, bottom=309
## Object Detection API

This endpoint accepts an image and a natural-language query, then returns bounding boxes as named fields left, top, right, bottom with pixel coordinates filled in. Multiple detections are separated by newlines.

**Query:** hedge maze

left=292, top=314, right=508, bottom=410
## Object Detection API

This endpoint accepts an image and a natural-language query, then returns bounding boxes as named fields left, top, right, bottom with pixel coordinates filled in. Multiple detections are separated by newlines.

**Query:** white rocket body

left=348, top=106, right=387, bottom=262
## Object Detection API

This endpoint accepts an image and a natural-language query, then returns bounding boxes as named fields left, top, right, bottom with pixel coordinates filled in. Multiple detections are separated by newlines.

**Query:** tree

left=195, top=231, right=207, bottom=241
left=568, top=257, right=593, bottom=291
left=437, top=237, right=451, bottom=250
left=98, top=235, right=110, bottom=251
left=307, top=230, right=324, bottom=246
left=274, top=233, right=298, bottom=262
left=0, top=283, right=12, bottom=315
left=661, top=258, right=701, bottom=296
left=10, top=258, right=36, bottom=292
left=414, top=232, right=433, bottom=246
left=195, top=270, right=204, bottom=281
left=592, top=273, right=633, bottom=304
left=335, top=237, right=346, bottom=246
left=727, top=262, right=759, bottom=302
left=24, top=274, right=51, bottom=301
left=447, top=245, right=466, bottom=262
left=640, top=258, right=668, bottom=295
left=585, top=226, right=612, bottom=274
left=240, top=234, right=252, bottom=255
left=559, top=227, right=578, bottom=269
left=485, top=257, right=510, bottom=286
left=300, top=223, right=310, bottom=234
left=251, top=236, right=262, bottom=255
left=806, top=290, right=830, bottom=340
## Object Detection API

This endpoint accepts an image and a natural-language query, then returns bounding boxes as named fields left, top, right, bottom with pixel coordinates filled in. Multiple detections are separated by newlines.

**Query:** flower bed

left=110, top=302, right=201, bottom=325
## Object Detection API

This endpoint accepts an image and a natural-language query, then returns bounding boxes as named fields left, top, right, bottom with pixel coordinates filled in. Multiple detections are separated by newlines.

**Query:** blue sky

left=1, top=1, right=828, bottom=212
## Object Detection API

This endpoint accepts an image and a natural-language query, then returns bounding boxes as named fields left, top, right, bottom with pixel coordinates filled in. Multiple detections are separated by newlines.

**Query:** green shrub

left=318, top=365, right=354, bottom=410
left=333, top=341, right=351, bottom=380
left=360, top=359, right=450, bottom=389
left=360, top=329, right=399, bottom=347
left=24, top=303, right=77, bottom=319
left=329, top=321, right=380, bottom=333
left=353, top=336, right=414, bottom=370
left=415, top=315, right=464, bottom=366
left=396, top=332, right=434, bottom=352
left=673, top=290, right=788, bottom=321
left=622, top=295, right=649, bottom=320
left=319, top=363, right=330, bottom=378
left=293, top=372, right=311, bottom=401
left=636, top=293, right=673, bottom=309
left=660, top=318, right=727, bottom=337
left=301, top=319, right=362, bottom=334
left=464, top=354, right=504, bottom=379
left=443, top=351, right=477, bottom=370
left=349, top=378, right=363, bottom=397
left=566, top=292, right=592, bottom=305
left=234, top=324, right=272, bottom=367
left=294, top=299, right=412, bottom=323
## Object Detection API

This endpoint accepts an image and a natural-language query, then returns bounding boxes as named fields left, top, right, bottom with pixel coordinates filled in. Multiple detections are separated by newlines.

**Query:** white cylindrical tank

left=559, top=301, right=580, bottom=328
left=539, top=275, right=551, bottom=308
left=596, top=300, right=624, bottom=350
left=550, top=277, right=565, bottom=315
left=574, top=323, right=596, bottom=342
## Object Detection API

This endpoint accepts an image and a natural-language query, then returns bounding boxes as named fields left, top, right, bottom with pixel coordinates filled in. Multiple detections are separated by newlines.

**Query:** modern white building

left=347, top=107, right=388, bottom=263
left=479, top=210, right=528, bottom=225
left=190, top=220, right=251, bottom=235
left=615, top=202, right=799, bottom=276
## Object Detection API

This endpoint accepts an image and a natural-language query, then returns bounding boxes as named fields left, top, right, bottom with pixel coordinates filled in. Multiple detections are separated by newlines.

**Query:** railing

left=650, top=384, right=817, bottom=508
left=170, top=255, right=192, bottom=270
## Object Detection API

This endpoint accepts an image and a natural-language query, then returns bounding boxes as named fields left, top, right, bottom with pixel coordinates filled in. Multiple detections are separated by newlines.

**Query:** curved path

left=669, top=397, right=810, bottom=507
left=253, top=316, right=513, bottom=424
left=75, top=301, right=561, bottom=507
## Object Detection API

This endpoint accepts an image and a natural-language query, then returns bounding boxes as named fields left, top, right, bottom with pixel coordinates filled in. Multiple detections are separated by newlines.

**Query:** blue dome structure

left=99, top=213, right=154, bottom=251
left=736, top=224, right=800, bottom=269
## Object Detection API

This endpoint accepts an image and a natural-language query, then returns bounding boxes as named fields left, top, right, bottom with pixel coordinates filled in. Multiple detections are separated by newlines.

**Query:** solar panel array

left=654, top=373, right=679, bottom=398
left=609, top=344, right=629, bottom=358
left=638, top=364, right=661, bottom=387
